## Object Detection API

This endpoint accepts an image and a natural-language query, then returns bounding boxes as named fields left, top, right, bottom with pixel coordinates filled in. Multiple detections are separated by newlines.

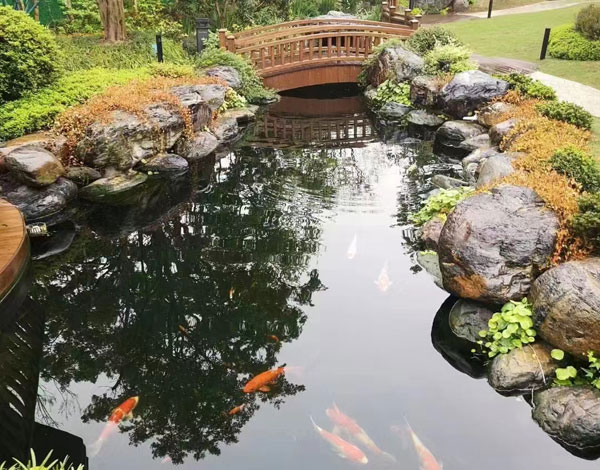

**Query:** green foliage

left=219, top=88, right=248, bottom=111
left=536, top=101, right=593, bottom=130
left=575, top=4, right=600, bottom=41
left=0, top=7, right=63, bottom=103
left=55, top=32, right=191, bottom=72
left=0, top=450, right=83, bottom=470
left=54, top=0, right=102, bottom=34
left=548, top=24, right=600, bottom=61
left=498, top=72, right=557, bottom=100
left=423, top=44, right=476, bottom=75
left=476, top=298, right=536, bottom=358
left=551, top=349, right=565, bottom=360
left=0, top=68, right=150, bottom=141
left=289, top=0, right=339, bottom=18
left=146, top=62, right=196, bottom=78
left=125, top=0, right=184, bottom=38
left=195, top=46, right=276, bottom=103
left=405, top=26, right=461, bottom=55
left=371, top=79, right=410, bottom=108
left=411, top=7, right=424, bottom=16
left=554, top=351, right=600, bottom=388
left=550, top=145, right=600, bottom=192
left=409, top=187, right=474, bottom=226
left=573, top=193, right=600, bottom=249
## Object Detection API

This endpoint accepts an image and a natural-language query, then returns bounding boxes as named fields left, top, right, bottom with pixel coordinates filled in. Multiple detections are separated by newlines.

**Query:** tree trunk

left=97, top=0, right=126, bottom=42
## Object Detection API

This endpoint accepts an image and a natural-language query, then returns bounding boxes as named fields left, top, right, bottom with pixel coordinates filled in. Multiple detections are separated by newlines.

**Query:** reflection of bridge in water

left=248, top=95, right=376, bottom=149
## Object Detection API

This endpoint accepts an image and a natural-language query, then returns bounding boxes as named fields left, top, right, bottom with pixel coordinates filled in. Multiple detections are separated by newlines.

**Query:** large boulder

left=410, top=75, right=443, bottom=108
left=434, top=121, right=486, bottom=159
left=176, top=131, right=219, bottom=161
left=440, top=71, right=509, bottom=118
left=448, top=299, right=494, bottom=343
left=476, top=153, right=516, bottom=187
left=4, top=146, right=64, bottom=187
left=79, top=172, right=149, bottom=205
left=407, top=109, right=444, bottom=128
left=170, top=84, right=224, bottom=131
left=457, top=133, right=492, bottom=153
left=76, top=105, right=185, bottom=171
left=420, top=216, right=445, bottom=250
left=139, top=153, right=189, bottom=173
left=0, top=132, right=68, bottom=162
left=65, top=166, right=102, bottom=187
left=365, top=45, right=424, bottom=87
left=377, top=102, right=411, bottom=121
left=533, top=386, right=600, bottom=452
left=489, top=118, right=519, bottom=146
left=438, top=185, right=559, bottom=303
left=477, top=102, right=514, bottom=127
left=488, top=342, right=558, bottom=395
left=531, top=259, right=600, bottom=357
left=203, top=66, right=242, bottom=90
left=0, top=175, right=77, bottom=222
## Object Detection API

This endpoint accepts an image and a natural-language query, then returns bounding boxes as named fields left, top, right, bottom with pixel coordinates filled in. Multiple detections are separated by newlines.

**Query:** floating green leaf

left=551, top=349, right=565, bottom=361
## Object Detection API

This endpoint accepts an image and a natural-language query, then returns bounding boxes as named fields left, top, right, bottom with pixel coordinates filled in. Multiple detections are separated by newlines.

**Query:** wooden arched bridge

left=218, top=16, right=419, bottom=91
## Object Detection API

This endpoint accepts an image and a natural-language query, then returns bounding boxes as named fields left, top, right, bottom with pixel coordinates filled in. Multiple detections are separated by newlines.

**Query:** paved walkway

left=531, top=71, right=600, bottom=117
left=467, top=0, right=586, bottom=18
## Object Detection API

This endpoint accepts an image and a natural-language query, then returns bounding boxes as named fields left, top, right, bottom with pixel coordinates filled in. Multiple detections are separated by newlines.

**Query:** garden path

left=531, top=71, right=600, bottom=116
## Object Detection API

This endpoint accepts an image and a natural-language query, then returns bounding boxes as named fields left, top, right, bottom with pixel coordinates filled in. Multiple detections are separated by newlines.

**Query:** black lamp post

left=196, top=18, right=210, bottom=53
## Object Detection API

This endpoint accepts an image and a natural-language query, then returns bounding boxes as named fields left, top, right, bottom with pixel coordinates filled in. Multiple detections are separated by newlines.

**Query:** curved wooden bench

left=0, top=200, right=29, bottom=303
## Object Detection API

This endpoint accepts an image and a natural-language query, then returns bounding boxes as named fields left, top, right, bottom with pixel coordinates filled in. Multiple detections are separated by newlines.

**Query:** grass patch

left=445, top=5, right=600, bottom=89
left=591, top=117, right=600, bottom=154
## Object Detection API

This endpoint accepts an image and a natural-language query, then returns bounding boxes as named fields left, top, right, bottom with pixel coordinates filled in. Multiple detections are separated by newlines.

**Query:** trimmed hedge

left=548, top=24, right=600, bottom=61
left=575, top=4, right=600, bottom=41
left=536, top=101, right=593, bottom=130
left=550, top=146, right=600, bottom=193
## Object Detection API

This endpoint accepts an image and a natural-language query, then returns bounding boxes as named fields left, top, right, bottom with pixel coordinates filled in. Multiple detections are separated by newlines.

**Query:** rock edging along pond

left=0, top=66, right=257, bottom=224
left=362, top=40, right=600, bottom=457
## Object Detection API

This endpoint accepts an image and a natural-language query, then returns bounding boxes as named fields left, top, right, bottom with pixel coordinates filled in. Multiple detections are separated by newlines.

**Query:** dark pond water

left=2, top=86, right=599, bottom=470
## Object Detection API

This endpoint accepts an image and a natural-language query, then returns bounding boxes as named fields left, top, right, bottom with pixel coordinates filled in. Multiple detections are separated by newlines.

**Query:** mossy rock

left=79, top=173, right=149, bottom=205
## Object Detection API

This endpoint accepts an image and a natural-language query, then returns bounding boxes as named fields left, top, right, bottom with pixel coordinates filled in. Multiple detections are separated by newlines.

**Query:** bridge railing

left=381, top=0, right=423, bottom=25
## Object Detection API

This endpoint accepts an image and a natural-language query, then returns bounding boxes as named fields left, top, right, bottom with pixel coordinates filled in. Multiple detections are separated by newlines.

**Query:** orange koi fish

left=267, top=334, right=280, bottom=343
left=374, top=261, right=392, bottom=292
left=310, top=416, right=368, bottom=464
left=89, top=396, right=139, bottom=457
left=178, top=325, right=189, bottom=336
left=243, top=367, right=285, bottom=393
left=228, top=404, right=246, bottom=416
left=326, top=404, right=396, bottom=462
left=405, top=419, right=442, bottom=470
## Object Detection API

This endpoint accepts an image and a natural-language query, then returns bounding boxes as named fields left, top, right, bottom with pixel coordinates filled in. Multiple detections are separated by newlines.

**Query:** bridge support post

left=218, top=29, right=227, bottom=49
left=410, top=19, right=420, bottom=30
left=226, top=34, right=236, bottom=52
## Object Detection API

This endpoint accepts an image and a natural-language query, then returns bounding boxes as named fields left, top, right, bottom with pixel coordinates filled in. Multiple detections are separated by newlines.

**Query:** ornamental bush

left=550, top=146, right=600, bottom=193
left=575, top=4, right=600, bottom=41
left=498, top=73, right=556, bottom=100
left=0, top=7, right=63, bottom=103
left=573, top=193, right=600, bottom=249
left=405, top=26, right=461, bottom=55
left=548, top=24, right=600, bottom=61
left=536, top=101, right=593, bottom=130
left=423, top=44, right=476, bottom=75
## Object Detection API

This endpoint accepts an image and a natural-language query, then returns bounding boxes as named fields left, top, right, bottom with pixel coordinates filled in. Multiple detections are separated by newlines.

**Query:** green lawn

left=445, top=5, right=600, bottom=89
left=591, top=118, right=600, bottom=155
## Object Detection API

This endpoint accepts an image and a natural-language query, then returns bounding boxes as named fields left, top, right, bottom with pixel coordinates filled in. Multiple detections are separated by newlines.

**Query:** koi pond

left=2, top=85, right=599, bottom=470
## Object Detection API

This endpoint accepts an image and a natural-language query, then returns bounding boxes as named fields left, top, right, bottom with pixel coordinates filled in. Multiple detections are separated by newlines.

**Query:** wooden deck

left=0, top=200, right=29, bottom=303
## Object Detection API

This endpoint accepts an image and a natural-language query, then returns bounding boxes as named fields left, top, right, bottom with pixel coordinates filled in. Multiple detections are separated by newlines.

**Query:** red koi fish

left=326, top=404, right=396, bottom=462
left=405, top=419, right=442, bottom=470
left=228, top=404, right=246, bottom=416
left=310, top=416, right=368, bottom=464
left=89, top=396, right=139, bottom=457
left=243, top=367, right=285, bottom=393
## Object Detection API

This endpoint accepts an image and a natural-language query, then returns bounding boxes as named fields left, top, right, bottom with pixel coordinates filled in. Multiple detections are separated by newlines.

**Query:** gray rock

left=488, top=342, right=558, bottom=395
left=170, top=85, right=219, bottom=131
left=407, top=109, right=444, bottom=128
left=0, top=176, right=77, bottom=222
left=187, top=84, right=227, bottom=112
left=431, top=174, right=469, bottom=189
left=224, top=107, right=256, bottom=124
left=490, top=118, right=519, bottom=146
left=65, top=166, right=102, bottom=187
left=0, top=132, right=68, bottom=162
left=177, top=131, right=219, bottom=161
left=210, top=111, right=242, bottom=142
left=410, top=75, right=442, bottom=108
left=364, top=86, right=377, bottom=103
left=378, top=102, right=411, bottom=120
left=434, top=121, right=487, bottom=159
left=204, top=66, right=242, bottom=89
left=440, top=71, right=509, bottom=118
left=449, top=299, right=494, bottom=342
left=458, top=133, right=492, bottom=153
left=476, top=153, right=516, bottom=187
left=5, top=146, right=65, bottom=187
left=139, top=153, right=189, bottom=173
left=79, top=173, right=149, bottom=205
left=416, top=250, right=443, bottom=288
left=462, top=148, right=505, bottom=182
left=477, top=102, right=514, bottom=127
left=438, top=185, right=559, bottom=303
left=533, top=386, right=600, bottom=451
left=531, top=258, right=600, bottom=357
left=420, top=216, right=445, bottom=250
left=365, top=45, right=424, bottom=87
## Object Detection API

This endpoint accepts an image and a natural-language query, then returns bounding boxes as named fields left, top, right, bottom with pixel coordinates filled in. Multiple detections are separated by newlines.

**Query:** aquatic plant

left=409, top=187, right=474, bottom=226
left=553, top=350, right=600, bottom=388
left=0, top=450, right=84, bottom=470
left=477, top=298, right=536, bottom=358
left=371, top=79, right=410, bottom=108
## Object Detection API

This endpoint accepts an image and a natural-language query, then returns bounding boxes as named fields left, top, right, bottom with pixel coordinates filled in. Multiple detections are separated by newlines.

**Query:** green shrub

left=423, top=44, right=476, bottom=75
left=371, top=79, right=410, bottom=108
left=0, top=68, right=150, bottom=141
left=125, top=0, right=184, bottom=38
left=55, top=32, right=191, bottom=72
left=405, top=26, right=461, bottom=55
left=548, top=24, right=600, bottom=61
left=550, top=146, right=600, bottom=192
left=498, top=72, right=557, bottom=100
left=536, top=101, right=593, bottom=130
left=289, top=0, right=340, bottom=18
left=219, top=87, right=248, bottom=111
left=409, top=187, right=474, bottom=226
left=53, top=0, right=102, bottom=34
left=575, top=4, right=600, bottom=41
left=0, top=7, right=63, bottom=102
left=573, top=193, right=600, bottom=248
left=476, top=298, right=536, bottom=358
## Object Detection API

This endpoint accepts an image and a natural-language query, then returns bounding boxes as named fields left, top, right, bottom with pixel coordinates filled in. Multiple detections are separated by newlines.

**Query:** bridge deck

left=0, top=200, right=29, bottom=302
